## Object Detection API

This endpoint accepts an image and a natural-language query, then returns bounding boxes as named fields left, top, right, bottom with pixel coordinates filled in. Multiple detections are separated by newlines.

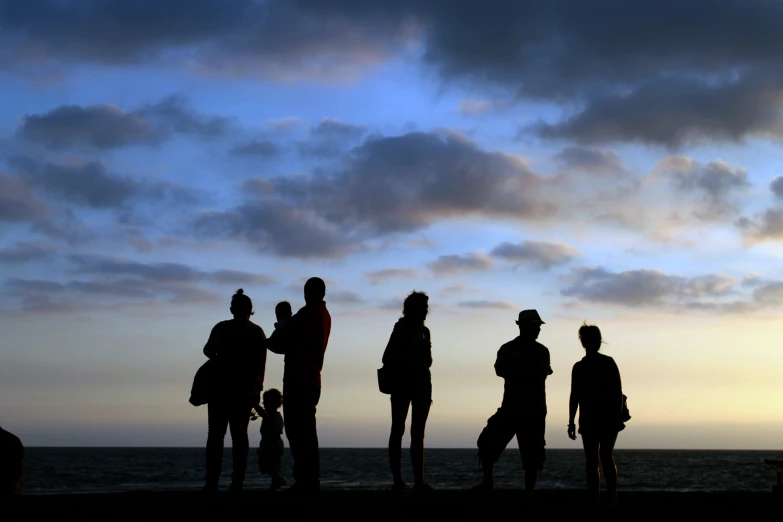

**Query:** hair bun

left=236, top=288, right=244, bottom=295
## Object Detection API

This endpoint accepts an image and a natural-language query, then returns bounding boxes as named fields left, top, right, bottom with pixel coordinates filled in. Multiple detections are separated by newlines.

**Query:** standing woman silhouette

left=568, top=322, right=624, bottom=507
left=202, top=289, right=267, bottom=493
left=383, top=291, right=433, bottom=492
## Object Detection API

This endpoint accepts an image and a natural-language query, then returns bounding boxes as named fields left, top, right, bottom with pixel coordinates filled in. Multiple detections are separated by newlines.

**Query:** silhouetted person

left=568, top=322, right=623, bottom=507
left=382, top=291, right=433, bottom=493
left=256, top=388, right=286, bottom=491
left=267, top=277, right=331, bottom=494
left=0, top=426, right=24, bottom=496
left=474, top=310, right=552, bottom=495
left=275, top=301, right=292, bottom=328
left=202, top=289, right=267, bottom=493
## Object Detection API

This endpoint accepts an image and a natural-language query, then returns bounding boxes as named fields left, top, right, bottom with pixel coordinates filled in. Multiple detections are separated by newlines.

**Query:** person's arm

left=203, top=324, right=220, bottom=358
left=425, top=327, right=433, bottom=368
left=494, top=346, right=508, bottom=378
left=544, top=346, right=554, bottom=378
left=568, top=364, right=579, bottom=440
left=381, top=323, right=402, bottom=366
left=267, top=314, right=297, bottom=354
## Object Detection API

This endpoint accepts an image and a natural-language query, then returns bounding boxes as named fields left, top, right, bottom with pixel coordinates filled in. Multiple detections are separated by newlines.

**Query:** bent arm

left=494, top=348, right=508, bottom=378
left=267, top=318, right=295, bottom=354
left=203, top=325, right=220, bottom=358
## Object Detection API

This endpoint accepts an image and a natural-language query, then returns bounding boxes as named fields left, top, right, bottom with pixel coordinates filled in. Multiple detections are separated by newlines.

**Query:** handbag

left=189, top=359, right=212, bottom=406
left=377, top=365, right=397, bottom=395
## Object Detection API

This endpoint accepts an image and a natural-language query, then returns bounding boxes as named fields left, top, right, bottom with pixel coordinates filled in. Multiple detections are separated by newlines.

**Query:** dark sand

left=3, top=489, right=781, bottom=521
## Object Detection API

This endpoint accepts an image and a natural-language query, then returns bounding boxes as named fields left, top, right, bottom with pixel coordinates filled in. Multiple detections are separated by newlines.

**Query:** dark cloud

left=194, top=131, right=552, bottom=258
left=8, top=156, right=203, bottom=210
left=532, top=74, right=783, bottom=148
left=737, top=207, right=783, bottom=241
left=298, top=119, right=368, bottom=158
left=69, top=254, right=273, bottom=286
left=491, top=240, right=581, bottom=270
left=365, top=268, right=419, bottom=284
left=6, top=1, right=783, bottom=145
left=192, top=201, right=353, bottom=258
left=552, top=147, right=624, bottom=174
left=329, top=290, right=365, bottom=305
left=771, top=177, right=783, bottom=199
left=654, top=156, right=750, bottom=220
left=458, top=300, right=515, bottom=310
left=0, top=242, right=54, bottom=263
left=230, top=139, right=280, bottom=158
left=0, top=173, right=49, bottom=222
left=427, top=252, right=493, bottom=275
left=560, top=267, right=737, bottom=308
left=16, top=94, right=229, bottom=150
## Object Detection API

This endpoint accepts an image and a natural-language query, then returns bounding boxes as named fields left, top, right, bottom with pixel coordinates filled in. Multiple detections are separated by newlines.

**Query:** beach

left=4, top=489, right=781, bottom=522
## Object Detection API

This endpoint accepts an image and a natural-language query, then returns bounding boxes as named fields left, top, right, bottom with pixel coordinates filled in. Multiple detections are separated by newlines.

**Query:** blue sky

left=1, top=0, right=783, bottom=449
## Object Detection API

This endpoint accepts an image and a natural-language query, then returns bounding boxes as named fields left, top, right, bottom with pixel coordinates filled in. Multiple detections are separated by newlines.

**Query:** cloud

left=8, top=156, right=203, bottom=210
left=458, top=300, right=515, bottom=310
left=652, top=156, right=750, bottom=220
left=298, top=118, right=368, bottom=158
left=552, top=147, right=625, bottom=174
left=230, top=139, right=280, bottom=157
left=771, top=177, right=783, bottom=199
left=0, top=173, right=49, bottom=222
left=16, top=94, right=230, bottom=149
left=427, top=252, right=494, bottom=275
left=329, top=290, right=365, bottom=305
left=192, top=130, right=554, bottom=258
left=560, top=266, right=741, bottom=310
left=0, top=242, right=54, bottom=263
left=365, top=268, right=419, bottom=284
left=1, top=255, right=274, bottom=313
left=491, top=240, right=581, bottom=270
left=457, top=99, right=495, bottom=115
left=7, top=1, right=783, bottom=146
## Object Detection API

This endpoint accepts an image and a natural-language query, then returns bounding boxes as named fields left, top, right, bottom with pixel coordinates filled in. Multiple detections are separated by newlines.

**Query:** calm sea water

left=20, top=448, right=783, bottom=495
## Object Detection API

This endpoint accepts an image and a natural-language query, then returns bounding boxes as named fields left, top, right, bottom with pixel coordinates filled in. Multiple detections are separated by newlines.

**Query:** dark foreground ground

left=2, top=489, right=782, bottom=522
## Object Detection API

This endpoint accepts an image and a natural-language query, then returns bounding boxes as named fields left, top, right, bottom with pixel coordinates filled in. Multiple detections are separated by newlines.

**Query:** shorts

left=477, top=409, right=546, bottom=471
left=391, top=372, right=432, bottom=405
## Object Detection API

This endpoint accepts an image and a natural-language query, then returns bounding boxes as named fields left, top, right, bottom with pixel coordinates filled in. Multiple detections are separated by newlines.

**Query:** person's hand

left=254, top=405, right=267, bottom=418
left=567, top=424, right=577, bottom=440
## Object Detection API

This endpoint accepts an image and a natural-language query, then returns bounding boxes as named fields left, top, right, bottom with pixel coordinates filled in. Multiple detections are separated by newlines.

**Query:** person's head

left=402, top=290, right=429, bottom=324
left=516, top=309, right=544, bottom=340
left=578, top=321, right=602, bottom=354
left=275, top=301, right=292, bottom=322
left=230, top=288, right=253, bottom=320
left=304, top=277, right=326, bottom=304
left=263, top=388, right=283, bottom=411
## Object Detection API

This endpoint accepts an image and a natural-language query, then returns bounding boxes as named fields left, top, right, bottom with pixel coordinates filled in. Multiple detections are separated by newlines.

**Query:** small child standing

left=256, top=389, right=285, bottom=491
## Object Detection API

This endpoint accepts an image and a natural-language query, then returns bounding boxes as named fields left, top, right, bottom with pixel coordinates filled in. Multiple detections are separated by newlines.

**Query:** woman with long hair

left=382, top=291, right=433, bottom=492
left=568, top=322, right=624, bottom=507
left=202, top=289, right=267, bottom=493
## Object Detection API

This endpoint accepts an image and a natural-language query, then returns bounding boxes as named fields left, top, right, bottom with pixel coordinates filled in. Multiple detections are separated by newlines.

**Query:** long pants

left=205, top=401, right=251, bottom=487
left=283, top=386, right=321, bottom=485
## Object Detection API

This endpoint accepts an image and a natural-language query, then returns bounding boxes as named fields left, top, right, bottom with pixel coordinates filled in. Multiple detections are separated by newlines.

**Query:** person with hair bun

left=568, top=322, right=624, bottom=507
left=202, top=288, right=268, bottom=494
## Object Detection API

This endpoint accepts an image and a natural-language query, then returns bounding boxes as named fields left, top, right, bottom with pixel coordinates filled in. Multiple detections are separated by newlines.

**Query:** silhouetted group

left=197, top=280, right=627, bottom=506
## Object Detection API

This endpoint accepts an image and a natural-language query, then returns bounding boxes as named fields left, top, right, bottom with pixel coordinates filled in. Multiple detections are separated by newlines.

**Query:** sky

left=1, top=0, right=782, bottom=450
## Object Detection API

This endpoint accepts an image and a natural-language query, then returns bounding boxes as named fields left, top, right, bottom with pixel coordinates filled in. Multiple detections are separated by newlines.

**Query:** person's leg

left=475, top=411, right=515, bottom=490
left=581, top=432, right=600, bottom=505
left=599, top=431, right=619, bottom=507
left=410, top=396, right=432, bottom=488
left=518, top=416, right=546, bottom=496
left=205, top=403, right=230, bottom=491
left=389, top=395, right=411, bottom=486
left=304, top=388, right=321, bottom=487
left=283, top=388, right=303, bottom=484
left=227, top=405, right=251, bottom=491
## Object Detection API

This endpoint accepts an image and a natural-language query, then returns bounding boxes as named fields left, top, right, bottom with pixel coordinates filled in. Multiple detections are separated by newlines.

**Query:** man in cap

left=473, top=309, right=553, bottom=495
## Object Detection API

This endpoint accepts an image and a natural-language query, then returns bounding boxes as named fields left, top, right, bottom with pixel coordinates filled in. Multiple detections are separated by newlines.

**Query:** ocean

left=20, top=448, right=783, bottom=494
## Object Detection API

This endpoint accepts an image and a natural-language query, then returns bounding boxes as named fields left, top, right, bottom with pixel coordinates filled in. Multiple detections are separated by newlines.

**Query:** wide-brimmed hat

left=516, top=309, right=545, bottom=325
